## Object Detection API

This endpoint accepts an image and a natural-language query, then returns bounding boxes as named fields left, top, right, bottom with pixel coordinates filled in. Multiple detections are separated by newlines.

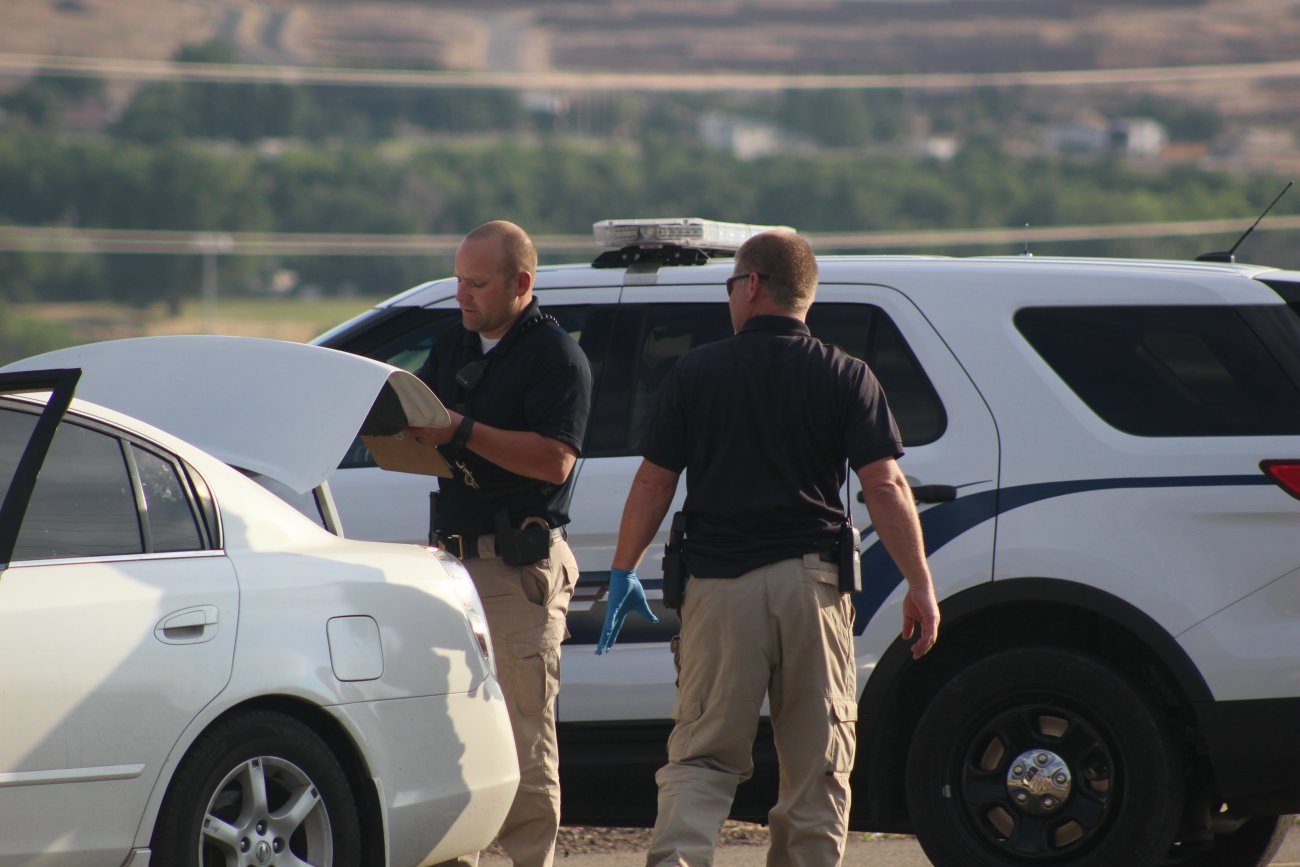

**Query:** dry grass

left=12, top=297, right=377, bottom=346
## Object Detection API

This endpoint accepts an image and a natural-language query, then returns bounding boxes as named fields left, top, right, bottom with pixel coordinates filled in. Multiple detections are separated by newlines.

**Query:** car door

left=0, top=374, right=238, bottom=867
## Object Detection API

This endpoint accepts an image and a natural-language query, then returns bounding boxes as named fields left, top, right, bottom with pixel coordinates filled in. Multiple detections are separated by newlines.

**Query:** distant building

left=1044, top=115, right=1166, bottom=159
left=698, top=112, right=785, bottom=161
left=1044, top=117, right=1109, bottom=156
left=1109, top=118, right=1167, bottom=158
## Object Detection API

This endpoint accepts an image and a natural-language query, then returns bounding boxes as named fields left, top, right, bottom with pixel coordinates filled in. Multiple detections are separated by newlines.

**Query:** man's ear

left=514, top=270, right=534, bottom=298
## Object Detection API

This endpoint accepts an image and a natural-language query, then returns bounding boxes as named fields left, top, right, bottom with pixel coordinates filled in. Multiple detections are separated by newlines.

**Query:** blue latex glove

left=596, top=568, right=659, bottom=655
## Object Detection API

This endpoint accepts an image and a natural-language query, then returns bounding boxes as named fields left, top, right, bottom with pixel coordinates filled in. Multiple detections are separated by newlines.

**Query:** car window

left=336, top=305, right=599, bottom=469
left=586, top=301, right=946, bottom=457
left=806, top=303, right=946, bottom=446
left=586, top=303, right=733, bottom=457
left=132, top=444, right=204, bottom=552
left=13, top=419, right=143, bottom=560
left=1016, top=304, right=1300, bottom=436
left=0, top=406, right=38, bottom=504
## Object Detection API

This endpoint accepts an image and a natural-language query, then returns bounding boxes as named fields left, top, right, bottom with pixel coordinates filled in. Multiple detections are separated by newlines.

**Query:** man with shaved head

left=603, top=229, right=939, bottom=866
left=411, top=220, right=592, bottom=867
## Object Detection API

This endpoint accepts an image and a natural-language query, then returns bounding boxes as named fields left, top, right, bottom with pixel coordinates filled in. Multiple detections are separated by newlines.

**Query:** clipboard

left=359, top=370, right=454, bottom=478
left=361, top=431, right=453, bottom=478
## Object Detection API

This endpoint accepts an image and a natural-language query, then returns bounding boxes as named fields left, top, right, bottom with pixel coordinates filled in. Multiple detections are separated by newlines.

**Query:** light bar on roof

left=593, top=218, right=793, bottom=252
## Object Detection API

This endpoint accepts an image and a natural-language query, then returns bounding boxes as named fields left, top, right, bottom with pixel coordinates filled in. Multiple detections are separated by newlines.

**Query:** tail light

left=429, top=547, right=497, bottom=677
left=1260, top=461, right=1300, bottom=501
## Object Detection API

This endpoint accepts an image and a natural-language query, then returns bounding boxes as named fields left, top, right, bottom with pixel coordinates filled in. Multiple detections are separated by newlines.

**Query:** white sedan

left=0, top=337, right=518, bottom=867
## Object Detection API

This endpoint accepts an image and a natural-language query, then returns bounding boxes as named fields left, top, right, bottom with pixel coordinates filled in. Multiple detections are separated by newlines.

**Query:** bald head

left=735, top=230, right=818, bottom=313
left=463, top=220, right=538, bottom=283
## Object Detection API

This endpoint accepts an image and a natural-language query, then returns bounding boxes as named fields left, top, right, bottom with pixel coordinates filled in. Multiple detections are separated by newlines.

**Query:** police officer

left=599, top=230, right=939, bottom=866
left=409, top=220, right=592, bottom=867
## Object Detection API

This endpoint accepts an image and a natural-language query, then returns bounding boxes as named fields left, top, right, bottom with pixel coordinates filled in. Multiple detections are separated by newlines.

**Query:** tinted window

left=0, top=407, right=38, bottom=502
left=133, top=445, right=204, bottom=552
left=806, top=303, right=946, bottom=446
left=337, top=305, right=600, bottom=469
left=1016, top=305, right=1300, bottom=436
left=586, top=301, right=946, bottom=456
left=14, top=420, right=142, bottom=560
left=586, top=304, right=733, bottom=456
left=319, top=306, right=458, bottom=373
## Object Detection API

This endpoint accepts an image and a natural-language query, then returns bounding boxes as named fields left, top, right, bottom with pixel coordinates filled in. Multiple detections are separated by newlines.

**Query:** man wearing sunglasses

left=411, top=220, right=592, bottom=867
left=602, top=229, right=939, bottom=866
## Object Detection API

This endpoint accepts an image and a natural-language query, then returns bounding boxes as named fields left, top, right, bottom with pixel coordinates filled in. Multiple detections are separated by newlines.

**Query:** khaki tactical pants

left=646, top=555, right=858, bottom=867
left=438, top=537, right=579, bottom=867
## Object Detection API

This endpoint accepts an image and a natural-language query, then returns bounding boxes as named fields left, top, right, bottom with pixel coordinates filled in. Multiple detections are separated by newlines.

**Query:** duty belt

left=437, top=527, right=566, bottom=561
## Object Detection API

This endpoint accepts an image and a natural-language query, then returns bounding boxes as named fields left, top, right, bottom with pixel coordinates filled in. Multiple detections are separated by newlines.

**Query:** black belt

left=437, top=527, right=566, bottom=561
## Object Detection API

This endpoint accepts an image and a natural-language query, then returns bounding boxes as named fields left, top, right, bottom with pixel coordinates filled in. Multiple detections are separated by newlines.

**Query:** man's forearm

left=857, top=460, right=934, bottom=590
left=612, top=460, right=680, bottom=570
left=412, top=411, right=576, bottom=485
left=462, top=421, right=577, bottom=485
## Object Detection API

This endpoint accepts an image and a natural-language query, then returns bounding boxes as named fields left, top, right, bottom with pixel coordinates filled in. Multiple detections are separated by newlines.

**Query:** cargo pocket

left=826, top=698, right=858, bottom=774
left=506, top=640, right=560, bottom=716
left=671, top=696, right=701, bottom=724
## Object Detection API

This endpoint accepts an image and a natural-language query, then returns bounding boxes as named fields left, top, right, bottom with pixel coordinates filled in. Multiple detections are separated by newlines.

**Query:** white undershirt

left=480, top=334, right=502, bottom=354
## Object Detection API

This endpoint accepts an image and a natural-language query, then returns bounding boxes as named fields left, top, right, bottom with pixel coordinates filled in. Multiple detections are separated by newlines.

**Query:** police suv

left=316, top=218, right=1300, bottom=867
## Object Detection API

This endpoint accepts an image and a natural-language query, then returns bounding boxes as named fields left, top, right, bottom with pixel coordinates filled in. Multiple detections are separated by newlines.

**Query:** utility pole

left=197, top=233, right=233, bottom=334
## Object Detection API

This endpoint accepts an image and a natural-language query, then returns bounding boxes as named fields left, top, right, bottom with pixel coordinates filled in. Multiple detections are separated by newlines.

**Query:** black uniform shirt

left=417, top=298, right=593, bottom=535
left=641, top=314, right=903, bottom=579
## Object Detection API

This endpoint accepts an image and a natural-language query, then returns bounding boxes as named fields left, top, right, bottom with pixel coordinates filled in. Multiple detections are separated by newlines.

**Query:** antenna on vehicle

left=1021, top=223, right=1032, bottom=257
left=1196, top=181, right=1293, bottom=263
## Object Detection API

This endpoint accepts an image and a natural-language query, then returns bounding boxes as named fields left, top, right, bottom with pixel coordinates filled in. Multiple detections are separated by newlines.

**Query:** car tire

left=151, top=709, right=361, bottom=867
left=905, top=647, right=1185, bottom=867
left=1165, top=815, right=1292, bottom=866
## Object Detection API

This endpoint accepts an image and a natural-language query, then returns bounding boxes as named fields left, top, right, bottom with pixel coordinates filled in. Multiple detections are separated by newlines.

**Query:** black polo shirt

left=641, top=314, right=903, bottom=579
left=417, top=298, right=592, bottom=535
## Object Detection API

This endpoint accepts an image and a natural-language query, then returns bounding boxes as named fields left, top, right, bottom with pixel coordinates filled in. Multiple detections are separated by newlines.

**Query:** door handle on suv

left=857, top=484, right=958, bottom=504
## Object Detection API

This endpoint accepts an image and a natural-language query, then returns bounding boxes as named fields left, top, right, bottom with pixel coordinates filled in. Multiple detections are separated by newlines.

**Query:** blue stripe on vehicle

left=851, top=474, right=1271, bottom=635
left=567, top=474, right=1273, bottom=645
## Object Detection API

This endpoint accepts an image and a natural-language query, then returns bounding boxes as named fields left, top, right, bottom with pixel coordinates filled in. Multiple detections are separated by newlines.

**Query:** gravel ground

left=478, top=822, right=917, bottom=862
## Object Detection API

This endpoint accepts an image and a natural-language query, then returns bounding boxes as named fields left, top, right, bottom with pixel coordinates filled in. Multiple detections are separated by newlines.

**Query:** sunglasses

left=725, top=272, right=767, bottom=296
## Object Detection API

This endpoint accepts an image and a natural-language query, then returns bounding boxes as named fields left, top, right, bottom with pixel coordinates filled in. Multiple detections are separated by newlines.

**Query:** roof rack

left=591, top=218, right=792, bottom=269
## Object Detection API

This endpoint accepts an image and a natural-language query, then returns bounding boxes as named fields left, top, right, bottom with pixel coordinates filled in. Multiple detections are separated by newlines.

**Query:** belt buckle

left=443, top=534, right=467, bottom=560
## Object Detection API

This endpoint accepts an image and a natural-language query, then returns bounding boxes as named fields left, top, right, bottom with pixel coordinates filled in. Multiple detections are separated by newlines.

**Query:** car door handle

left=156, top=605, right=220, bottom=644
left=857, top=484, right=958, bottom=504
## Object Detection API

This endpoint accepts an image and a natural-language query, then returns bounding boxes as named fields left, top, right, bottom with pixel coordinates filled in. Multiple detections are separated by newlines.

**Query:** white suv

left=315, top=219, right=1300, bottom=867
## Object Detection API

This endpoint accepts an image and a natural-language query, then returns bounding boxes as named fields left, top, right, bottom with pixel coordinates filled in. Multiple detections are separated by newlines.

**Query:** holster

left=662, top=511, right=688, bottom=610
left=493, top=509, right=553, bottom=567
left=838, top=521, right=862, bottom=594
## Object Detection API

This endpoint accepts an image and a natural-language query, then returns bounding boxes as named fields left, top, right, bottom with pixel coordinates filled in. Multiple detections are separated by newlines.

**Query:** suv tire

left=906, top=647, right=1185, bottom=867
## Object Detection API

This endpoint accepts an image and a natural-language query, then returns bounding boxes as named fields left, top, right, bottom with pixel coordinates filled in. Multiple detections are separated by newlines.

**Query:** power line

left=3, top=52, right=1300, bottom=92
left=2, top=219, right=1298, bottom=257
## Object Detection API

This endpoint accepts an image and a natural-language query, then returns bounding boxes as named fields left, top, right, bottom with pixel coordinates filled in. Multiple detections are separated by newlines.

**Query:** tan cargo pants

left=646, top=554, right=858, bottom=867
left=438, top=536, right=579, bottom=867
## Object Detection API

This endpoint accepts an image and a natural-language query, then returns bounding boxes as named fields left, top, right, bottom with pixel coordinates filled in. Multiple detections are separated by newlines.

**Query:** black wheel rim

left=954, top=702, right=1117, bottom=861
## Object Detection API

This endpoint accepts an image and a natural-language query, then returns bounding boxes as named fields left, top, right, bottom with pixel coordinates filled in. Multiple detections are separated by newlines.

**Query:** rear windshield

left=1015, top=304, right=1300, bottom=437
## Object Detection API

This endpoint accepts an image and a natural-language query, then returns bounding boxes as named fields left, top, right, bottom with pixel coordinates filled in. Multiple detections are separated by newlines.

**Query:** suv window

left=1016, top=305, right=1300, bottom=437
left=587, top=302, right=947, bottom=457
left=336, top=304, right=604, bottom=469
left=586, top=304, right=733, bottom=457
left=806, top=304, right=946, bottom=446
